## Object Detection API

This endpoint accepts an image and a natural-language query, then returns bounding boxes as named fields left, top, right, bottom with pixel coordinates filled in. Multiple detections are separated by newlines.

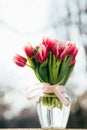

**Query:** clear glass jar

left=37, top=93, right=71, bottom=128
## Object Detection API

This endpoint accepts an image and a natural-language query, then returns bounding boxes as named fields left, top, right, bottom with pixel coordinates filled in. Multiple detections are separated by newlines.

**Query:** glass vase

left=37, top=93, right=71, bottom=128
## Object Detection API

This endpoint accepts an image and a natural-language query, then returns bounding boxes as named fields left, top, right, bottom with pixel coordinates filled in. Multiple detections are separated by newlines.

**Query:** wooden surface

left=0, top=129, right=86, bottom=130
left=0, top=128, right=87, bottom=130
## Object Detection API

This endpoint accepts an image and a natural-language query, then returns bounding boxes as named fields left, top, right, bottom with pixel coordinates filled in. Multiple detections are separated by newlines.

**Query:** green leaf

left=62, top=64, right=75, bottom=85
left=27, top=56, right=46, bottom=82
left=35, top=63, right=44, bottom=82
left=27, top=56, right=36, bottom=70
left=39, top=59, right=48, bottom=82
left=56, top=56, right=72, bottom=85
left=51, top=55, right=61, bottom=84
left=48, top=51, right=53, bottom=84
left=51, top=55, right=57, bottom=84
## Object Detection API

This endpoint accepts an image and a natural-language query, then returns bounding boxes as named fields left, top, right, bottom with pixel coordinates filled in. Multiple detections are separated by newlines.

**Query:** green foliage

left=27, top=52, right=75, bottom=109
left=41, top=94, right=63, bottom=109
left=39, top=59, right=48, bottom=82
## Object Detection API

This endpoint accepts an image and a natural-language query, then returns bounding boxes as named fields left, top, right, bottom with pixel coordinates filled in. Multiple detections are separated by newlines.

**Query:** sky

left=0, top=0, right=87, bottom=119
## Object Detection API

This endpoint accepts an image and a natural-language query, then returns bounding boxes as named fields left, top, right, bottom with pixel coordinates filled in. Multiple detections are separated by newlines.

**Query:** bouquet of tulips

left=13, top=38, right=78, bottom=109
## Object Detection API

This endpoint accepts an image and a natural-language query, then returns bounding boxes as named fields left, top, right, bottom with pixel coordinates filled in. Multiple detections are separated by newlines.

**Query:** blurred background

left=0, top=0, right=87, bottom=128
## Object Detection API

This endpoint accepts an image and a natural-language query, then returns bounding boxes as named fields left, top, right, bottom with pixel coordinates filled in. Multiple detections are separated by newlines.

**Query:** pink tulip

left=66, top=42, right=76, bottom=55
left=13, top=54, right=27, bottom=67
left=24, top=44, right=34, bottom=58
left=72, top=48, right=78, bottom=57
left=52, top=42, right=59, bottom=58
left=60, top=46, right=68, bottom=60
left=58, top=42, right=65, bottom=53
left=60, top=41, right=78, bottom=60
left=70, top=48, right=78, bottom=65
left=36, top=44, right=48, bottom=63
left=42, top=38, right=56, bottom=50
left=70, top=56, right=76, bottom=65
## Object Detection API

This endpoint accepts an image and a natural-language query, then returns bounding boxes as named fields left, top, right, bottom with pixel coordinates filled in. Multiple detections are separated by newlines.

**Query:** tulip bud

left=73, top=48, right=78, bottom=57
left=53, top=42, right=59, bottom=58
left=24, top=44, right=34, bottom=58
left=60, top=48, right=67, bottom=60
left=59, top=42, right=65, bottom=53
left=70, top=48, right=78, bottom=65
left=36, top=44, right=48, bottom=63
left=13, top=54, right=27, bottom=67
left=70, top=56, right=76, bottom=65
left=42, top=38, right=56, bottom=51
left=66, top=42, right=76, bottom=55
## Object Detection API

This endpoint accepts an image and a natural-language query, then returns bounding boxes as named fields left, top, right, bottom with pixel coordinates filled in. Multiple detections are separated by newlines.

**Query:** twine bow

left=25, top=83, right=70, bottom=106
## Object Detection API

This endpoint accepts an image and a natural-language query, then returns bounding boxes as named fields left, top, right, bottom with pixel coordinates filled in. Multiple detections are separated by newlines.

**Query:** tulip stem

left=26, top=63, right=34, bottom=69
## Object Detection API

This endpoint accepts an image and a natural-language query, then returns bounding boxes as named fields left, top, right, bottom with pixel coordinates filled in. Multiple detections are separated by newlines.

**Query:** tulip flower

left=42, top=38, right=56, bottom=51
left=70, top=48, right=78, bottom=65
left=13, top=54, right=27, bottom=67
left=52, top=42, right=59, bottom=58
left=60, top=47, right=68, bottom=60
left=36, top=44, right=48, bottom=63
left=58, top=42, right=65, bottom=53
left=24, top=44, right=34, bottom=58
left=72, top=48, right=78, bottom=57
left=52, top=41, right=65, bottom=59
left=70, top=56, right=76, bottom=65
